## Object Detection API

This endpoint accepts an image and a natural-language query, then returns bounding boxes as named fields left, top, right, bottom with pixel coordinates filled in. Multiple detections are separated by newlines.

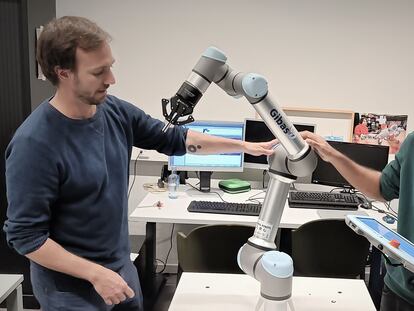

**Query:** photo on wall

left=353, top=113, right=408, bottom=154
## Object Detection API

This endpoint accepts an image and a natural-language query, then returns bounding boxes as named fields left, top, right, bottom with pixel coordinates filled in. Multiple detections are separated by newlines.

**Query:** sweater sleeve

left=120, top=99, right=188, bottom=156
left=3, top=136, right=59, bottom=255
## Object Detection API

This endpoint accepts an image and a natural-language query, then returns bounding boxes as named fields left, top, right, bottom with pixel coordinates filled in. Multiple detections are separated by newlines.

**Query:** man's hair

left=36, top=16, right=111, bottom=85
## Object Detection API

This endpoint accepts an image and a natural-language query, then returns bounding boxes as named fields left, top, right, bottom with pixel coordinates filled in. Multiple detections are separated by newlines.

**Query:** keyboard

left=187, top=200, right=262, bottom=216
left=288, top=191, right=359, bottom=210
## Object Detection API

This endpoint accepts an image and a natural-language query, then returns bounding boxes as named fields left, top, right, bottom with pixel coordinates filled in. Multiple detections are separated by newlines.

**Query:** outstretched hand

left=243, top=139, right=278, bottom=156
left=300, top=131, right=337, bottom=162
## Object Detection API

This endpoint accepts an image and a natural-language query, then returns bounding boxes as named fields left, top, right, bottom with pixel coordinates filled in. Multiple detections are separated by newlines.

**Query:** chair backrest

left=177, top=224, right=254, bottom=274
left=291, top=218, right=370, bottom=278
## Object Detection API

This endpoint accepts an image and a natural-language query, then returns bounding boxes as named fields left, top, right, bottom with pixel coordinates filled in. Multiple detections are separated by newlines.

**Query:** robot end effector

left=161, top=82, right=201, bottom=131
left=162, top=46, right=240, bottom=132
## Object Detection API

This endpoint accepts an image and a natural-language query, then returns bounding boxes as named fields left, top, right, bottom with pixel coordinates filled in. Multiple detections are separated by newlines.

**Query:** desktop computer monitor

left=169, top=120, right=244, bottom=191
left=243, top=118, right=316, bottom=169
left=311, top=141, right=389, bottom=188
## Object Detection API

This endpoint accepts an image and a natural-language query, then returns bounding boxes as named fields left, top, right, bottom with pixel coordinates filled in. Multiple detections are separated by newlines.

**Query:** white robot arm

left=162, top=46, right=317, bottom=307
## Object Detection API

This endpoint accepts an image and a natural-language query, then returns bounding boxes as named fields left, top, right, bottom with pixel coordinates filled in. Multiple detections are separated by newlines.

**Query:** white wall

left=57, top=0, right=414, bottom=130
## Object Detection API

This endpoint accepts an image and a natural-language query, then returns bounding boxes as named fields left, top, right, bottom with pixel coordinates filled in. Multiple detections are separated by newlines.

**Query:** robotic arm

left=162, top=47, right=317, bottom=308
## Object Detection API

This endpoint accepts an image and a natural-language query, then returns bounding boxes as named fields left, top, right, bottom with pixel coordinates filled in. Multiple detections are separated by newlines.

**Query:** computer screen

left=168, top=120, right=244, bottom=172
left=312, top=141, right=389, bottom=188
left=243, top=118, right=316, bottom=169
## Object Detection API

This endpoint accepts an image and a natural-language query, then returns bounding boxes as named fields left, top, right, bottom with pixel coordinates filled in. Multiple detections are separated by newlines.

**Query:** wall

left=56, top=0, right=414, bottom=128
left=56, top=0, right=411, bottom=271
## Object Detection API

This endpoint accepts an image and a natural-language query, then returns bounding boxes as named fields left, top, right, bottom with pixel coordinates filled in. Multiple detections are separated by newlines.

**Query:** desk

left=129, top=186, right=393, bottom=227
left=129, top=185, right=395, bottom=308
left=169, top=272, right=376, bottom=310
left=0, top=274, right=23, bottom=311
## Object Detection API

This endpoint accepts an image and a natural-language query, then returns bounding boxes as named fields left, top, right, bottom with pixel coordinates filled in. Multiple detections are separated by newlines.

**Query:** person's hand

left=300, top=131, right=338, bottom=162
left=243, top=139, right=278, bottom=156
left=89, top=265, right=135, bottom=305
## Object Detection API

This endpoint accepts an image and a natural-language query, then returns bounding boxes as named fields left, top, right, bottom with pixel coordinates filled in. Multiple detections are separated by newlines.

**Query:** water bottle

left=168, top=171, right=179, bottom=199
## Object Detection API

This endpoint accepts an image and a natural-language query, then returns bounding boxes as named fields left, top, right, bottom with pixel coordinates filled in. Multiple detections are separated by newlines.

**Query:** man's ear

left=54, top=66, right=71, bottom=82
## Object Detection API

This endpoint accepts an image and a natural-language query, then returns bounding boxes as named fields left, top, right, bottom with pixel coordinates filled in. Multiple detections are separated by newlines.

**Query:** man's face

left=70, top=42, right=116, bottom=105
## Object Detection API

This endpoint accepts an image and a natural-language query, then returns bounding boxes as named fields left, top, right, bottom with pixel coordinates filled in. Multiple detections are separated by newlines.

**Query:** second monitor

left=244, top=118, right=316, bottom=169
left=312, top=141, right=389, bottom=189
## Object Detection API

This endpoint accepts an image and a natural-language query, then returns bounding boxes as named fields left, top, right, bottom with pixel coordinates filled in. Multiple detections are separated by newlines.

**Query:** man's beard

left=74, top=75, right=107, bottom=106
left=77, top=91, right=106, bottom=106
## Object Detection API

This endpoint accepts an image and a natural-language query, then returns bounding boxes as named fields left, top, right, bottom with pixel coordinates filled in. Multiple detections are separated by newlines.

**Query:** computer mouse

left=359, top=202, right=370, bottom=209
left=157, top=178, right=164, bottom=188
left=383, top=215, right=396, bottom=224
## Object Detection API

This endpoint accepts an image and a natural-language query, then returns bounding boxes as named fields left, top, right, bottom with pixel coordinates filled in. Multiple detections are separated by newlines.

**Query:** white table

left=129, top=184, right=396, bottom=308
left=129, top=186, right=393, bottom=228
left=0, top=274, right=23, bottom=311
left=169, top=272, right=376, bottom=311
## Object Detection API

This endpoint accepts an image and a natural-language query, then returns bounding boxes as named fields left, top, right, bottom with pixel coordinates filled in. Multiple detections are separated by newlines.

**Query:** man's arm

left=301, top=131, right=385, bottom=201
left=186, top=129, right=276, bottom=156
left=26, top=238, right=134, bottom=305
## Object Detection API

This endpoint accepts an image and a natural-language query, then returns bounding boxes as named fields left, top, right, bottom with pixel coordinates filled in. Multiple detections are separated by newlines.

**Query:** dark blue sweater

left=4, top=95, right=187, bottom=270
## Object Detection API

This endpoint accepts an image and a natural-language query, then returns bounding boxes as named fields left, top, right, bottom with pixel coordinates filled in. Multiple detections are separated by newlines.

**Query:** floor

left=1, top=274, right=178, bottom=311
left=152, top=273, right=178, bottom=311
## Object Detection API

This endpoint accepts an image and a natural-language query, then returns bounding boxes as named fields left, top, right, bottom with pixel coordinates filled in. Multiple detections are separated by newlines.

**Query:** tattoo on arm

left=187, top=145, right=202, bottom=153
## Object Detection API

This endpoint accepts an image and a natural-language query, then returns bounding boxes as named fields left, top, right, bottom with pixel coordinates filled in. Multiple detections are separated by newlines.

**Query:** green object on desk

left=218, top=179, right=251, bottom=193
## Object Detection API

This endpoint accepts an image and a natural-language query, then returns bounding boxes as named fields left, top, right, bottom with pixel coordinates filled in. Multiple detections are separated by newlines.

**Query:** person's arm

left=301, top=131, right=385, bottom=201
left=26, top=239, right=134, bottom=305
left=186, top=129, right=276, bottom=156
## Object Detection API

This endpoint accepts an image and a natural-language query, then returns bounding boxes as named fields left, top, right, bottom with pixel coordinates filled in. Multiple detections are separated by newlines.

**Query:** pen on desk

left=137, top=201, right=164, bottom=209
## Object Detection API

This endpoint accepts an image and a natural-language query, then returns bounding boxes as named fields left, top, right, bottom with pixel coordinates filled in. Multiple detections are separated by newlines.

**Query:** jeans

left=31, top=259, right=143, bottom=311
left=380, top=284, right=414, bottom=311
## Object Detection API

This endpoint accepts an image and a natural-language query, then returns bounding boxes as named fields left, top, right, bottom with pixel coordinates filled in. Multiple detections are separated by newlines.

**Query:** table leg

left=141, top=222, right=166, bottom=310
left=368, top=246, right=385, bottom=310
left=6, top=284, right=23, bottom=311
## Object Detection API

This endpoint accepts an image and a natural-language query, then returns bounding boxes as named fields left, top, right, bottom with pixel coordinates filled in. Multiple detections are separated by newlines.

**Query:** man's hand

left=90, top=265, right=135, bottom=305
left=300, top=131, right=339, bottom=162
left=243, top=139, right=278, bottom=156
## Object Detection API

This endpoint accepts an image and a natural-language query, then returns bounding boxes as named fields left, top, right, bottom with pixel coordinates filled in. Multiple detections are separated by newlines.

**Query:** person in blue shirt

left=302, top=131, right=414, bottom=311
left=3, top=16, right=276, bottom=311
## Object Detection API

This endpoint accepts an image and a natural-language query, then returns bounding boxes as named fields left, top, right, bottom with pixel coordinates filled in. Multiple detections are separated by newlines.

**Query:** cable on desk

left=353, top=190, right=397, bottom=218
left=128, top=150, right=143, bottom=199
left=384, top=201, right=398, bottom=215
left=157, top=223, right=175, bottom=274
left=185, top=182, right=227, bottom=203
left=245, top=190, right=266, bottom=204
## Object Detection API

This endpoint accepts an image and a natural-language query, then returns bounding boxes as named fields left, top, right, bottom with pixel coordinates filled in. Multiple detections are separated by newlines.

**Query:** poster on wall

left=36, top=26, right=46, bottom=81
left=353, top=113, right=408, bottom=154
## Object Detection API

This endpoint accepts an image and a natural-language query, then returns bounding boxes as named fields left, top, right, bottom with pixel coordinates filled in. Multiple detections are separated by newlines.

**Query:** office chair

left=176, top=224, right=254, bottom=281
left=291, top=218, right=370, bottom=279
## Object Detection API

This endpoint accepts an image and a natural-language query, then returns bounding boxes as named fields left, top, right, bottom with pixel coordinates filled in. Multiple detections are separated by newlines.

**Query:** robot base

left=256, top=297, right=296, bottom=311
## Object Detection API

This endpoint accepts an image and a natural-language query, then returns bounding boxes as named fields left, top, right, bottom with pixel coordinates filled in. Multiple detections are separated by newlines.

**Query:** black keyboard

left=288, top=191, right=359, bottom=210
left=187, top=200, right=262, bottom=216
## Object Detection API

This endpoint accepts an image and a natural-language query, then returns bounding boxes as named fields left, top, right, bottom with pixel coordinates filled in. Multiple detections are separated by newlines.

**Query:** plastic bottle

left=168, top=171, right=179, bottom=199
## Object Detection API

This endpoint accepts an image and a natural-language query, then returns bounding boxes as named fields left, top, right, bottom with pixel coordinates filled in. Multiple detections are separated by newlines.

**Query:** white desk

left=0, top=274, right=23, bottom=311
left=129, top=185, right=395, bottom=229
left=169, top=272, right=376, bottom=311
left=129, top=184, right=396, bottom=308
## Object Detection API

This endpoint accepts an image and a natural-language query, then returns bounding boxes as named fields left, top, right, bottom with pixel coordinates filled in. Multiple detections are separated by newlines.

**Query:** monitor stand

left=199, top=171, right=212, bottom=192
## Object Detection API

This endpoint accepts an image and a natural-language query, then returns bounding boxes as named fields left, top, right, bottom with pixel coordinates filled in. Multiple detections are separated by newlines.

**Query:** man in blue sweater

left=3, top=16, right=276, bottom=311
